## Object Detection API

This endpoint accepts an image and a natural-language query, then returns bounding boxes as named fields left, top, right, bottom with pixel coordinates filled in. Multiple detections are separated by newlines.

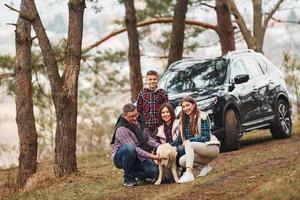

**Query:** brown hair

left=180, top=96, right=200, bottom=140
left=146, top=70, right=158, bottom=77
left=158, top=103, right=176, bottom=125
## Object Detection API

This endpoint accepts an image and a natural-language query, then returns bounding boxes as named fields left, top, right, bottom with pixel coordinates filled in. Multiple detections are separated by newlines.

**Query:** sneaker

left=197, top=164, right=212, bottom=177
left=178, top=172, right=195, bottom=183
left=123, top=181, right=137, bottom=187
left=145, top=178, right=156, bottom=183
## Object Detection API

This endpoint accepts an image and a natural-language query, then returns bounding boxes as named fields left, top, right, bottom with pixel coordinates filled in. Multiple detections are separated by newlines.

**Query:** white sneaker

left=178, top=172, right=195, bottom=183
left=197, top=164, right=212, bottom=177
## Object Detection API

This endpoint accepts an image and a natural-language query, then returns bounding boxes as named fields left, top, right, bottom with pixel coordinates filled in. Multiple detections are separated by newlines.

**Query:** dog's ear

left=157, top=153, right=161, bottom=165
left=170, top=149, right=177, bottom=162
left=166, top=153, right=172, bottom=168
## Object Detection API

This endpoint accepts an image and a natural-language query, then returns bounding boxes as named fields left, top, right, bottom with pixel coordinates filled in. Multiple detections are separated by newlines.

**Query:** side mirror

left=234, top=74, right=249, bottom=84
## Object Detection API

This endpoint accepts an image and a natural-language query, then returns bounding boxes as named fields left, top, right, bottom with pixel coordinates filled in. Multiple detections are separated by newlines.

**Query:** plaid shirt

left=111, top=126, right=160, bottom=161
left=136, top=87, right=168, bottom=128
left=172, top=115, right=211, bottom=146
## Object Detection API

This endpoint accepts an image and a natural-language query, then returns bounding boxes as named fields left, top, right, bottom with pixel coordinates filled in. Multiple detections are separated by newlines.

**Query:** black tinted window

left=160, top=59, right=227, bottom=95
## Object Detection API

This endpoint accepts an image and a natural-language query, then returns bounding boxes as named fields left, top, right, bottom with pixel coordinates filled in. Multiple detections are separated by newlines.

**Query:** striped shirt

left=111, top=126, right=160, bottom=161
left=136, top=87, right=168, bottom=128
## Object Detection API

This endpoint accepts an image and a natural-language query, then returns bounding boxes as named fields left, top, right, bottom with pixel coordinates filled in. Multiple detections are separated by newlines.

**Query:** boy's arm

left=136, top=91, right=143, bottom=114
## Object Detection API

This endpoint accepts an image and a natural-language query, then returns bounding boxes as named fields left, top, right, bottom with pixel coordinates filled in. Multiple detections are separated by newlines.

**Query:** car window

left=230, top=59, right=248, bottom=82
left=161, top=59, right=227, bottom=95
left=242, top=57, right=264, bottom=78
left=255, top=57, right=268, bottom=74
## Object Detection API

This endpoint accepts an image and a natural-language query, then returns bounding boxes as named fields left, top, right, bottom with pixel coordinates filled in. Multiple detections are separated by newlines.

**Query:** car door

left=241, top=56, right=269, bottom=121
left=229, top=58, right=258, bottom=125
left=255, top=56, right=274, bottom=116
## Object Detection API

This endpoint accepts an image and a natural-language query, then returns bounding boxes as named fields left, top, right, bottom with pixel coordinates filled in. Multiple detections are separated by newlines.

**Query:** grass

left=1, top=121, right=299, bottom=200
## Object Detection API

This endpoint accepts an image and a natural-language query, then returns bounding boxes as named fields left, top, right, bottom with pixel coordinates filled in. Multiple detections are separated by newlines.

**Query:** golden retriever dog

left=154, top=143, right=179, bottom=185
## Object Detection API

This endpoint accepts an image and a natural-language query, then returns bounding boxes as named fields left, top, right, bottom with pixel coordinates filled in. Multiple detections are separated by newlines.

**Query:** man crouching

left=111, top=103, right=161, bottom=187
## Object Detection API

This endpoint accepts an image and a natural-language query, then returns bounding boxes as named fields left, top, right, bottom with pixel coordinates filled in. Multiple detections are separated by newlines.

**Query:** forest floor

left=1, top=122, right=300, bottom=200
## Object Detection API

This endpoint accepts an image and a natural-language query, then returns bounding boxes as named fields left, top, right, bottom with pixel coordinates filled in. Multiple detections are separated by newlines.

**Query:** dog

left=154, top=143, right=179, bottom=185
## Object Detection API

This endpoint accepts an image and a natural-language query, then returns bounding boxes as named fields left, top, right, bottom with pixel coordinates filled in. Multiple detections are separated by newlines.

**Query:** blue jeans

left=113, top=144, right=158, bottom=183
left=176, top=145, right=185, bottom=167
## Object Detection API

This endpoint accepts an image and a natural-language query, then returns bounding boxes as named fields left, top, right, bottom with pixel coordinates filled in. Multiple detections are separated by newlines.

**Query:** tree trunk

left=167, top=0, right=188, bottom=67
left=124, top=0, right=143, bottom=102
left=15, top=0, right=37, bottom=188
left=229, top=0, right=284, bottom=53
left=216, top=0, right=235, bottom=55
left=54, top=0, right=85, bottom=177
left=24, top=0, right=85, bottom=177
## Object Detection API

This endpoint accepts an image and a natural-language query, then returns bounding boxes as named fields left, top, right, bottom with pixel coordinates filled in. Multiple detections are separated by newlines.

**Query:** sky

left=0, top=0, right=299, bottom=168
left=0, top=0, right=127, bottom=55
left=1, top=1, right=299, bottom=62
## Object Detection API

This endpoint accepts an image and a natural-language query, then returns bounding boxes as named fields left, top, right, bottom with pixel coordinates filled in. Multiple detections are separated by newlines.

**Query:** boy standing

left=137, top=70, right=169, bottom=138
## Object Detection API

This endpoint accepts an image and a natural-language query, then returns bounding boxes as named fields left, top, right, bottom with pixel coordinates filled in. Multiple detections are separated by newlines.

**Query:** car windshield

left=159, top=59, right=227, bottom=95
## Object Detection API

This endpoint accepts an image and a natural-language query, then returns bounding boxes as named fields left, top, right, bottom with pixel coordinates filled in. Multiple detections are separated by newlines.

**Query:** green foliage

left=282, top=52, right=300, bottom=120
left=136, top=0, right=174, bottom=21
left=0, top=55, right=15, bottom=95
left=82, top=49, right=128, bottom=95
left=134, top=0, right=207, bottom=65
left=282, top=52, right=300, bottom=90
left=184, top=26, right=204, bottom=54
left=87, top=0, right=103, bottom=14
left=0, top=55, right=15, bottom=70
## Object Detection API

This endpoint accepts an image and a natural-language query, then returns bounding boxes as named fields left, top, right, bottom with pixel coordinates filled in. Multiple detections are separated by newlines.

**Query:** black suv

left=158, top=49, right=292, bottom=151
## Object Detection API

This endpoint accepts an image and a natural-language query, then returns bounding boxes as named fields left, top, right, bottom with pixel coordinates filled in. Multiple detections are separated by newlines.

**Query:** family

left=111, top=70, right=220, bottom=187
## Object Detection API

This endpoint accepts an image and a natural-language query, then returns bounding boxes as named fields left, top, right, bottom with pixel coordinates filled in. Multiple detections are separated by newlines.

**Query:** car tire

left=222, top=110, right=239, bottom=152
left=270, top=99, right=292, bottom=139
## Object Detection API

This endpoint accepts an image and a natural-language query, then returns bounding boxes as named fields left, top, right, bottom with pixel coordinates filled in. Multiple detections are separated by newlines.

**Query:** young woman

left=156, top=103, right=179, bottom=144
left=172, top=96, right=220, bottom=183
left=156, top=103, right=185, bottom=168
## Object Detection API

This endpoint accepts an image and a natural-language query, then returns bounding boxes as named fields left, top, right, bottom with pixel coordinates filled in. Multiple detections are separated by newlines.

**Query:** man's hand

left=150, top=154, right=161, bottom=162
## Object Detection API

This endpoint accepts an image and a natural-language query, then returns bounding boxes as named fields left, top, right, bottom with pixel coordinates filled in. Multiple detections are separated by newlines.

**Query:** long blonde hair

left=180, top=96, right=200, bottom=140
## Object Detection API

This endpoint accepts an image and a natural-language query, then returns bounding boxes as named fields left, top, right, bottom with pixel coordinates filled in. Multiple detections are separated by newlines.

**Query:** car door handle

left=253, top=86, right=258, bottom=92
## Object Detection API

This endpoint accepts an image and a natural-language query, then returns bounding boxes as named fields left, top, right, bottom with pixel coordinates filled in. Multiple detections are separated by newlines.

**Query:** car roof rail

left=224, top=49, right=255, bottom=58
left=168, top=58, right=201, bottom=69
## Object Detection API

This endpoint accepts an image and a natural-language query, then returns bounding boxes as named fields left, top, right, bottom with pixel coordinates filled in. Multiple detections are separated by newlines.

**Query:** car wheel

left=270, top=99, right=292, bottom=138
left=222, top=110, right=240, bottom=152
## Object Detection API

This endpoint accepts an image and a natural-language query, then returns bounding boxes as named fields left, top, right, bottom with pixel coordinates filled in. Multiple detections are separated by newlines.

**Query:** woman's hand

left=183, top=140, right=190, bottom=146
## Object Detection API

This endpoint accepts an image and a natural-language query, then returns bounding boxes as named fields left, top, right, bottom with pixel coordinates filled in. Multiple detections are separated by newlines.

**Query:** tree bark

left=15, top=0, right=37, bottom=188
left=23, top=0, right=85, bottom=177
left=215, top=0, right=235, bottom=55
left=124, top=0, right=143, bottom=102
left=167, top=0, right=188, bottom=67
left=53, top=0, right=85, bottom=177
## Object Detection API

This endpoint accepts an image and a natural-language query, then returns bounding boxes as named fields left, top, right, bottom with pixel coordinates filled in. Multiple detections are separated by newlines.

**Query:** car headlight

left=197, top=97, right=218, bottom=111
